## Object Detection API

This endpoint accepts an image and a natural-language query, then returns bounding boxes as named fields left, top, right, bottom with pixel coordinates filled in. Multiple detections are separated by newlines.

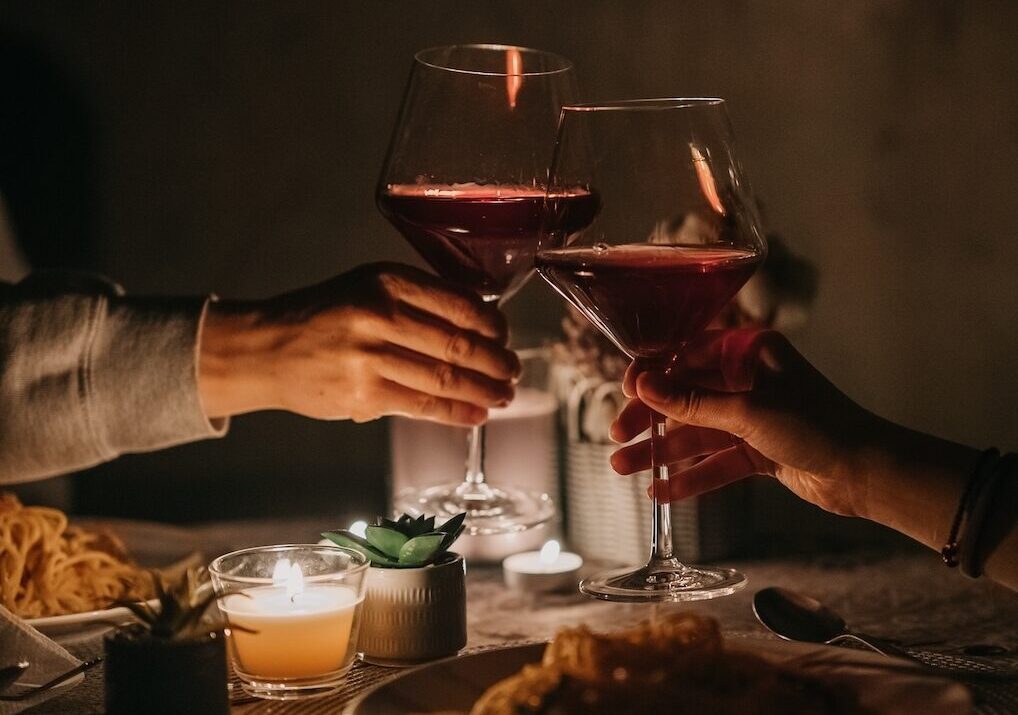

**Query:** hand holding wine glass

left=376, top=45, right=597, bottom=533
left=199, top=262, right=520, bottom=425
left=536, top=99, right=766, bottom=601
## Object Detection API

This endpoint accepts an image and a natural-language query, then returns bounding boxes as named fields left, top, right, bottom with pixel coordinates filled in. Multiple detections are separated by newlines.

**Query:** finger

left=379, top=264, right=509, bottom=342
left=610, top=425, right=739, bottom=475
left=372, top=346, right=514, bottom=408
left=636, top=371, right=752, bottom=436
left=660, top=443, right=773, bottom=502
left=622, top=358, right=655, bottom=398
left=378, top=303, right=521, bottom=381
left=610, top=398, right=652, bottom=443
left=374, top=379, right=487, bottom=426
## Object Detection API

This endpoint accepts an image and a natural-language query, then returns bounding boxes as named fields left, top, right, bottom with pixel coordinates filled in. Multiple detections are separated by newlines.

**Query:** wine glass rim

left=414, top=43, right=574, bottom=77
left=562, top=97, right=726, bottom=112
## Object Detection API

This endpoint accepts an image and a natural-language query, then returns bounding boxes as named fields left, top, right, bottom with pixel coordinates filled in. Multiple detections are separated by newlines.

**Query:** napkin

left=0, top=605, right=82, bottom=715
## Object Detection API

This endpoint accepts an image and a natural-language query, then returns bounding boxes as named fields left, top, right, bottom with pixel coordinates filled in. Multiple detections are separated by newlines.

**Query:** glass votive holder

left=209, top=544, right=368, bottom=700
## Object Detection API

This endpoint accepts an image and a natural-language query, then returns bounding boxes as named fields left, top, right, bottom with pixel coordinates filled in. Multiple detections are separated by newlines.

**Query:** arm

left=610, top=328, right=1018, bottom=592
left=1, top=263, right=519, bottom=484
left=0, top=273, right=224, bottom=484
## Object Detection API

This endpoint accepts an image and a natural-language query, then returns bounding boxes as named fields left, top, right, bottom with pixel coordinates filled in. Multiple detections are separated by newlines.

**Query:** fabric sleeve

left=0, top=272, right=228, bottom=484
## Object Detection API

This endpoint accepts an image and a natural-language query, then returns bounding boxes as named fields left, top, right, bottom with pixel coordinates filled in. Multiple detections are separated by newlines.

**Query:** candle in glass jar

left=220, top=561, right=361, bottom=679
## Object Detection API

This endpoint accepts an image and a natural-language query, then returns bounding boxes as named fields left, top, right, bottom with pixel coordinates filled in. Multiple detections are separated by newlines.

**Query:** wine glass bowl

left=536, top=98, right=766, bottom=600
left=377, top=45, right=587, bottom=534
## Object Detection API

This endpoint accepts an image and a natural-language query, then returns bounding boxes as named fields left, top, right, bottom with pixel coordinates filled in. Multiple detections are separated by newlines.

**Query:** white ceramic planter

left=358, top=554, right=466, bottom=666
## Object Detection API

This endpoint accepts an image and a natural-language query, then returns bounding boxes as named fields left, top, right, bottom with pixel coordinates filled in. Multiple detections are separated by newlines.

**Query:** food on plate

left=0, top=493, right=154, bottom=618
left=470, top=613, right=869, bottom=715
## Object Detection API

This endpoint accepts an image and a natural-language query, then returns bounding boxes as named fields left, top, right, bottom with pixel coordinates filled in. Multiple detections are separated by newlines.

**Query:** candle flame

left=286, top=562, right=304, bottom=601
left=271, top=558, right=291, bottom=585
left=349, top=520, right=368, bottom=538
left=506, top=47, right=523, bottom=110
left=539, top=540, right=560, bottom=565
left=690, top=143, right=726, bottom=216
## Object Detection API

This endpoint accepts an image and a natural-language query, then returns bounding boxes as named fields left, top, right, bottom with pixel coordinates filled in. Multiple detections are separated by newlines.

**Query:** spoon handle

left=826, top=632, right=914, bottom=660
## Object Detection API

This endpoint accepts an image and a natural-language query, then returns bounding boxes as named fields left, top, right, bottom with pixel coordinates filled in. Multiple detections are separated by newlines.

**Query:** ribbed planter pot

left=358, top=553, right=466, bottom=666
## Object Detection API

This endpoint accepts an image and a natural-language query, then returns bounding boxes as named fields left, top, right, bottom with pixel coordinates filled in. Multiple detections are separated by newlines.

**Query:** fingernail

left=638, top=371, right=672, bottom=402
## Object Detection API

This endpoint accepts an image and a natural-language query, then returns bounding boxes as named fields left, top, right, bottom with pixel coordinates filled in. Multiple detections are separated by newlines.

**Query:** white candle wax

left=221, top=583, right=361, bottom=679
left=503, top=540, right=583, bottom=593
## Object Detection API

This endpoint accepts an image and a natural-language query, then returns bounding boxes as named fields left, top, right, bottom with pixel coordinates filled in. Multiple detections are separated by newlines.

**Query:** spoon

left=0, top=661, right=29, bottom=692
left=752, top=587, right=912, bottom=659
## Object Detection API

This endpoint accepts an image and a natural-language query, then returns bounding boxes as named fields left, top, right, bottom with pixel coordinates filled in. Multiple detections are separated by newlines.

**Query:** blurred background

left=2, top=1, right=1016, bottom=555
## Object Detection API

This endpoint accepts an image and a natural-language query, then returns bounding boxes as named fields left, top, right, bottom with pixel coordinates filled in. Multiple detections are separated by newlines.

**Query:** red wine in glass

left=379, top=184, right=601, bottom=302
left=535, top=244, right=761, bottom=358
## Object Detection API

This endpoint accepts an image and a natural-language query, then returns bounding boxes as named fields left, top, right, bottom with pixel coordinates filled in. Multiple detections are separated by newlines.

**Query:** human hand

left=198, top=262, right=520, bottom=426
left=609, top=329, right=881, bottom=518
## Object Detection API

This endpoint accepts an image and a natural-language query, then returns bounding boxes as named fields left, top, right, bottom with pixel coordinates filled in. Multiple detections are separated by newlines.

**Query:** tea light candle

left=220, top=559, right=361, bottom=679
left=503, top=540, right=583, bottom=593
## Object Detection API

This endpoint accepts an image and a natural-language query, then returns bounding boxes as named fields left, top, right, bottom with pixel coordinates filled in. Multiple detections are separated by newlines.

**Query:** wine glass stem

left=649, top=409, right=674, bottom=562
left=464, top=424, right=486, bottom=486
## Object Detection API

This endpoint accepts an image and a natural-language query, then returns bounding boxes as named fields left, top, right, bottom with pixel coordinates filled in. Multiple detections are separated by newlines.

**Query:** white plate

left=24, top=518, right=202, bottom=641
left=345, top=639, right=972, bottom=715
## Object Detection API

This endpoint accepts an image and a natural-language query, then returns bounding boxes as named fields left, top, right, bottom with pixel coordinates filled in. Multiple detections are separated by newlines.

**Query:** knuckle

left=444, top=331, right=476, bottom=362
left=433, top=362, right=459, bottom=391
left=680, top=388, right=703, bottom=422
left=414, top=393, right=443, bottom=418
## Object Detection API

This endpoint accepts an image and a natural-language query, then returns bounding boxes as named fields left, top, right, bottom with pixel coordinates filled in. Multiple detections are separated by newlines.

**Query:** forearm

left=855, top=421, right=1017, bottom=589
left=0, top=276, right=227, bottom=483
left=856, top=419, right=980, bottom=551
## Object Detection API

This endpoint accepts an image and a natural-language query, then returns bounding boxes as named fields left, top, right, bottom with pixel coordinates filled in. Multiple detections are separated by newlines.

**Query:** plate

left=25, top=518, right=203, bottom=641
left=345, top=639, right=972, bottom=715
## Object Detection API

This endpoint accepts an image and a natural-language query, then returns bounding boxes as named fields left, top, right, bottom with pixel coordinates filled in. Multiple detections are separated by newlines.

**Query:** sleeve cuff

left=86, top=294, right=229, bottom=459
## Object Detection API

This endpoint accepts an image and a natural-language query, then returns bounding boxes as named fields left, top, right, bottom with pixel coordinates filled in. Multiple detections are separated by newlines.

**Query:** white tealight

left=502, top=540, right=583, bottom=593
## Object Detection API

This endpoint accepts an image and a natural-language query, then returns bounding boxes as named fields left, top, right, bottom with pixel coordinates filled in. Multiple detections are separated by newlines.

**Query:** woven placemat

left=229, top=640, right=543, bottom=714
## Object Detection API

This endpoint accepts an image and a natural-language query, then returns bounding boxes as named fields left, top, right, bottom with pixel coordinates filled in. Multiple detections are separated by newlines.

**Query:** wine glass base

left=579, top=560, right=746, bottom=603
left=394, top=483, right=555, bottom=536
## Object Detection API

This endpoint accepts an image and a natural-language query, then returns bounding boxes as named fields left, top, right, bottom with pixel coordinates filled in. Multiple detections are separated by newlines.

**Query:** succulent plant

left=113, top=567, right=231, bottom=641
left=322, top=512, right=465, bottom=568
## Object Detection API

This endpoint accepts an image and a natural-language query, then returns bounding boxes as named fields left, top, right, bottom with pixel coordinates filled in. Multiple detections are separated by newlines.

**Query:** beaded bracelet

left=960, top=452, right=1015, bottom=578
left=941, top=447, right=999, bottom=568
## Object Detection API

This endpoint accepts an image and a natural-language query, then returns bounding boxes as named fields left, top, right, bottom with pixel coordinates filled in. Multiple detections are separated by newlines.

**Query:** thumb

left=636, top=371, right=751, bottom=437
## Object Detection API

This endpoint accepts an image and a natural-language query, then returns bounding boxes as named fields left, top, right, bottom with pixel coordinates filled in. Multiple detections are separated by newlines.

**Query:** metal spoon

left=0, top=661, right=29, bottom=692
left=752, top=587, right=1018, bottom=680
left=753, top=586, right=913, bottom=659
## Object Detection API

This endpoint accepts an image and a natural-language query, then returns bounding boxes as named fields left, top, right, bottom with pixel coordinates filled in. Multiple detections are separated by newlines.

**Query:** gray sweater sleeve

left=0, top=272, right=228, bottom=484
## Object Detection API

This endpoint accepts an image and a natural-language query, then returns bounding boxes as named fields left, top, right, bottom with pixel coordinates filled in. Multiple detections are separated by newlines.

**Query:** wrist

left=850, top=418, right=979, bottom=550
left=198, top=300, right=281, bottom=417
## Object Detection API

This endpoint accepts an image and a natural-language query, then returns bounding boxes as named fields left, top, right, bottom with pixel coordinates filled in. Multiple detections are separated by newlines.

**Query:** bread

left=470, top=613, right=869, bottom=715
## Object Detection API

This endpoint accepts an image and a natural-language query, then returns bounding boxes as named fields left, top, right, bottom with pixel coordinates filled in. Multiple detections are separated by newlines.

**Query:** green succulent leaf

left=321, top=530, right=399, bottom=566
left=365, top=525, right=409, bottom=558
left=435, top=513, right=466, bottom=552
left=397, top=533, right=445, bottom=566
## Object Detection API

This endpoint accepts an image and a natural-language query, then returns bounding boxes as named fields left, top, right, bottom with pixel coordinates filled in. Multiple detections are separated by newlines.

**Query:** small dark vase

left=104, top=628, right=229, bottom=715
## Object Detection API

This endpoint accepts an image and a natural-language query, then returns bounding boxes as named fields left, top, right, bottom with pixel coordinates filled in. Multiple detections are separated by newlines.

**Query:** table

left=32, top=519, right=1018, bottom=714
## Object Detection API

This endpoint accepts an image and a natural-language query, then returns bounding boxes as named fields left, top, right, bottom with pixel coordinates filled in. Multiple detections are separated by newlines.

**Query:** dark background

left=2, top=2, right=1016, bottom=551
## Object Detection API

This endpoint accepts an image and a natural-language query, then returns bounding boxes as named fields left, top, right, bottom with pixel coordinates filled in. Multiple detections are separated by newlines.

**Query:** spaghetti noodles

left=0, top=493, right=153, bottom=618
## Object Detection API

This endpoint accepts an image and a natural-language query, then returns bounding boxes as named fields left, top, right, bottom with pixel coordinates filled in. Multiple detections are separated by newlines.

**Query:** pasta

left=0, top=493, right=153, bottom=618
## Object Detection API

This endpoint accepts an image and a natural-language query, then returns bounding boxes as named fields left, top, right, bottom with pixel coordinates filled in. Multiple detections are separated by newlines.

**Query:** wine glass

left=377, top=45, right=597, bottom=534
left=536, top=99, right=767, bottom=600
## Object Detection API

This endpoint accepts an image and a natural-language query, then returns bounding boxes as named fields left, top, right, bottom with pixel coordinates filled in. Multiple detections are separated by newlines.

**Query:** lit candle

left=502, top=540, right=583, bottom=593
left=220, top=558, right=362, bottom=679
